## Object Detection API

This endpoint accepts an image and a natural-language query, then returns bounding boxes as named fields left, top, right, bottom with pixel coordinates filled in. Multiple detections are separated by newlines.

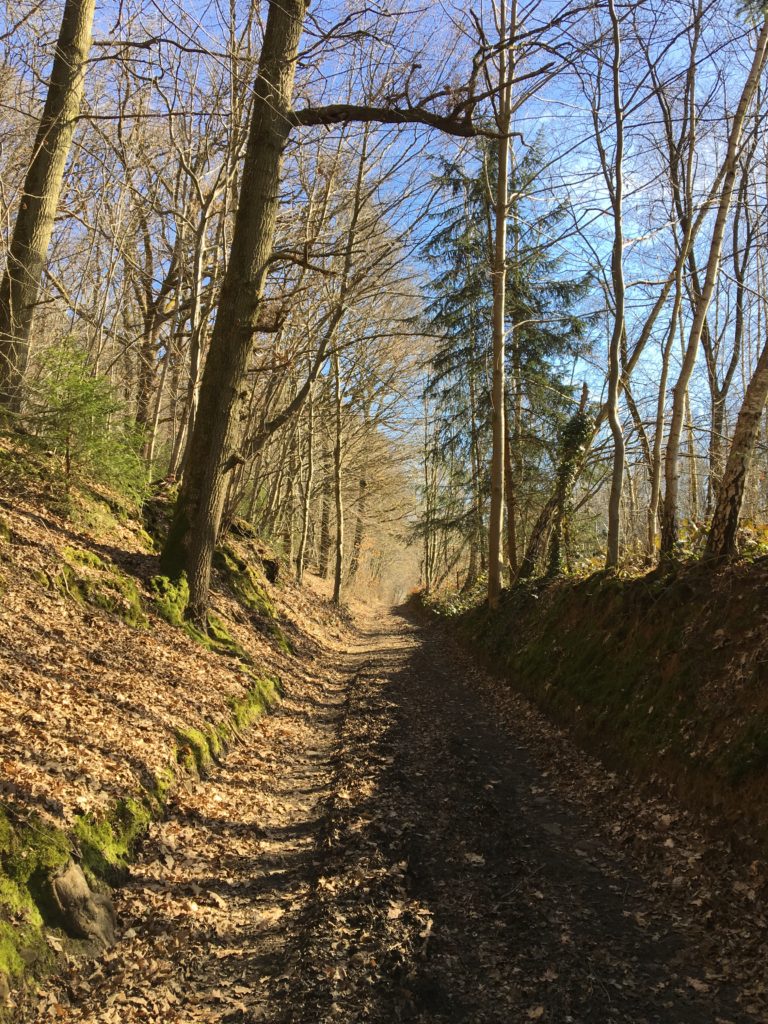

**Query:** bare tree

left=661, top=15, right=768, bottom=552
left=0, top=0, right=96, bottom=412
left=160, top=0, right=487, bottom=618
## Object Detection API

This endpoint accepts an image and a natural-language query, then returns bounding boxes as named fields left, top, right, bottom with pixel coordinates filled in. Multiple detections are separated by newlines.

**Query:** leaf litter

left=1, top=492, right=766, bottom=1022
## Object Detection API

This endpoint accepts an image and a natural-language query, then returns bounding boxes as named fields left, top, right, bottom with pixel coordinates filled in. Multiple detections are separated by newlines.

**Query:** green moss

left=137, top=527, right=157, bottom=552
left=72, top=797, right=152, bottom=885
left=0, top=808, right=70, bottom=1000
left=31, top=568, right=50, bottom=588
left=0, top=875, right=39, bottom=924
left=0, top=923, right=25, bottom=979
left=213, top=546, right=294, bottom=653
left=152, top=572, right=268, bottom=660
left=206, top=725, right=223, bottom=760
left=157, top=505, right=190, bottom=580
left=151, top=766, right=176, bottom=808
left=62, top=545, right=103, bottom=569
left=171, top=675, right=281, bottom=781
left=184, top=613, right=253, bottom=664
left=0, top=813, right=70, bottom=891
left=230, top=675, right=281, bottom=730
left=70, top=494, right=129, bottom=539
left=0, top=662, right=282, bottom=1005
left=175, top=726, right=214, bottom=775
left=54, top=548, right=148, bottom=628
left=214, top=546, right=275, bottom=618
left=150, top=573, right=189, bottom=626
left=270, top=624, right=293, bottom=655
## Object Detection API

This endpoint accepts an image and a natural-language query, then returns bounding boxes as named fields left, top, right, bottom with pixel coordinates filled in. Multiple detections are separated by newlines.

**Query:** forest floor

left=23, top=596, right=768, bottom=1024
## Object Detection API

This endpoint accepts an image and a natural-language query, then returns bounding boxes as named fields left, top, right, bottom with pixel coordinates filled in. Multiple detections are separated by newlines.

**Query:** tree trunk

left=504, top=429, right=518, bottom=575
left=145, top=344, right=171, bottom=470
left=468, top=347, right=485, bottom=580
left=603, top=0, right=626, bottom=569
left=705, top=339, right=768, bottom=559
left=517, top=493, right=558, bottom=581
left=0, top=0, right=97, bottom=412
left=685, top=390, right=699, bottom=523
left=331, top=347, right=344, bottom=605
left=318, top=439, right=333, bottom=578
left=647, top=317, right=677, bottom=557
left=174, top=210, right=214, bottom=476
left=160, top=0, right=307, bottom=618
left=295, top=385, right=314, bottom=584
left=487, top=0, right=515, bottom=610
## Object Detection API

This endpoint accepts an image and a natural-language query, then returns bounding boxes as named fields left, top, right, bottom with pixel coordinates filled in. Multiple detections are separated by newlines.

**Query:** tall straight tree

left=600, top=0, right=627, bottom=570
left=160, top=0, right=482, bottom=618
left=487, top=0, right=516, bottom=610
left=160, top=0, right=310, bottom=617
left=0, top=0, right=97, bottom=412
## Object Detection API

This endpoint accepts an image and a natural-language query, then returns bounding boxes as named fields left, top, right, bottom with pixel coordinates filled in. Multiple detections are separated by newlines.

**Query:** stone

left=50, top=860, right=116, bottom=948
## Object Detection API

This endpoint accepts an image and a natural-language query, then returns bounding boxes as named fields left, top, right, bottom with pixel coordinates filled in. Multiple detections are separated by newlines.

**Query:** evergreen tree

left=26, top=340, right=147, bottom=504
left=420, top=136, right=592, bottom=588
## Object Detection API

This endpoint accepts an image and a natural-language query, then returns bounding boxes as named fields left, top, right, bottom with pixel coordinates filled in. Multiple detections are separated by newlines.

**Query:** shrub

left=25, top=340, right=147, bottom=506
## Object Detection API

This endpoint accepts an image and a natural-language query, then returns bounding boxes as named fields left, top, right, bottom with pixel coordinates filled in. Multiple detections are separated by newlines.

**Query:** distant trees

left=158, top=0, right=499, bottom=617
left=661, top=14, right=768, bottom=553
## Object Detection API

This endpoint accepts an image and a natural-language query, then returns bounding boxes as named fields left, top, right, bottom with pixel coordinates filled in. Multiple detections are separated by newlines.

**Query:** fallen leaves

left=463, top=852, right=485, bottom=866
left=687, top=977, right=711, bottom=994
left=4, top=534, right=768, bottom=1024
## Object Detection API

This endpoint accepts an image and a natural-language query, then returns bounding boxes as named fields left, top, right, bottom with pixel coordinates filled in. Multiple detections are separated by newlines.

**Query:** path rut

left=25, top=605, right=768, bottom=1023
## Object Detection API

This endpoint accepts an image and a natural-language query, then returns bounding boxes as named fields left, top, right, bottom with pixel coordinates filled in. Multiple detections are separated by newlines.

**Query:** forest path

left=28, top=605, right=767, bottom=1023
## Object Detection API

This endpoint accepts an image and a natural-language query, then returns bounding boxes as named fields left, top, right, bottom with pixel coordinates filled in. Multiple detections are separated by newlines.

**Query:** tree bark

left=602, top=0, right=626, bottom=569
left=318, top=437, right=333, bottom=578
left=331, top=346, right=344, bottom=605
left=487, top=0, right=515, bottom=610
left=705, top=339, right=768, bottom=559
left=0, top=0, right=97, bottom=412
left=348, top=404, right=370, bottom=583
left=295, top=383, right=314, bottom=584
left=647, top=314, right=677, bottom=556
left=160, top=0, right=308, bottom=617
left=504, top=428, right=518, bottom=575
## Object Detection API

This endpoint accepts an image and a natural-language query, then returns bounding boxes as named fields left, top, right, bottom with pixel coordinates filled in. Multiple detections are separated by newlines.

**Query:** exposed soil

left=23, top=604, right=768, bottom=1023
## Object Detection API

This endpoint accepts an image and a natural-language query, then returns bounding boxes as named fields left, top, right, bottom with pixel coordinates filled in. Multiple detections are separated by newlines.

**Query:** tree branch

left=289, top=103, right=490, bottom=138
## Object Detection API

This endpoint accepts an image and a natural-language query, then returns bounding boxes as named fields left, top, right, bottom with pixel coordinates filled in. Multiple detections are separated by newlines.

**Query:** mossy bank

left=0, top=670, right=280, bottom=1018
left=445, top=558, right=768, bottom=850
left=0, top=474, right=296, bottom=1017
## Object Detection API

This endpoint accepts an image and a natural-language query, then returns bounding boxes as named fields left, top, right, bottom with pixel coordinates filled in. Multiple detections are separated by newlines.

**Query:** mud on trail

left=26, top=606, right=768, bottom=1023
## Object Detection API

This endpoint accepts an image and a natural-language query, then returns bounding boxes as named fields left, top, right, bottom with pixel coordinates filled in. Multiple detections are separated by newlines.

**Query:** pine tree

left=419, top=137, right=592, bottom=589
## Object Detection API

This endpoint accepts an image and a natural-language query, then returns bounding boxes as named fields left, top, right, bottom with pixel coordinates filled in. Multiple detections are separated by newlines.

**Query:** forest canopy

left=1, top=0, right=768, bottom=609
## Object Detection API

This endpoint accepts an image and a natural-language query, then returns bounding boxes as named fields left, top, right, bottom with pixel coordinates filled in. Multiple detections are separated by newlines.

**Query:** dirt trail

left=25, top=606, right=768, bottom=1023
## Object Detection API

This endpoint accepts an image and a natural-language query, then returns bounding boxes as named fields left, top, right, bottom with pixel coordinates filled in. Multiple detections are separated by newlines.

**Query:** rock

left=50, top=860, right=117, bottom=948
